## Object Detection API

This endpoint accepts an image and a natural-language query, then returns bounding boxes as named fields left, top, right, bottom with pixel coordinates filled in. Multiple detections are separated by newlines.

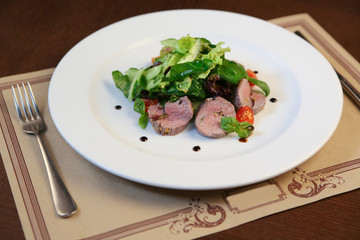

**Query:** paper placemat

left=1, top=13, right=359, bottom=240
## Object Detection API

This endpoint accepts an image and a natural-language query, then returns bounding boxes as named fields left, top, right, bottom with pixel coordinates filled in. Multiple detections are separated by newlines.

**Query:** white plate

left=48, top=9, right=343, bottom=190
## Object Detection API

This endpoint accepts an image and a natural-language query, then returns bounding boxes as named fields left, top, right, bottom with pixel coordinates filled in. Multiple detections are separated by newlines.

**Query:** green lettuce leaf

left=112, top=70, right=130, bottom=97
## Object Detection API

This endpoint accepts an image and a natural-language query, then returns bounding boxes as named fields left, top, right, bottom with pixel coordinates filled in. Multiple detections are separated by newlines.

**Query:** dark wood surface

left=1, top=0, right=359, bottom=239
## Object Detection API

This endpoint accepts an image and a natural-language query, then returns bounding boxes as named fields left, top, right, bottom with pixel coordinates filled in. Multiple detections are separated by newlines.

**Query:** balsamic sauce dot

left=254, top=70, right=259, bottom=74
left=115, top=105, right=122, bottom=110
left=270, top=98, right=277, bottom=103
left=239, top=138, right=247, bottom=143
left=140, top=136, right=148, bottom=142
left=193, top=146, right=201, bottom=152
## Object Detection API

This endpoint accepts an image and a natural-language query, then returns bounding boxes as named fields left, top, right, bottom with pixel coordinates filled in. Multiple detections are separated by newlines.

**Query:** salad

left=112, top=35, right=270, bottom=139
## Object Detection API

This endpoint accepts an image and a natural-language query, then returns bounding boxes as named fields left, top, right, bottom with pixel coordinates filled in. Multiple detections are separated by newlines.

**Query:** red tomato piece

left=246, top=69, right=257, bottom=87
left=236, top=106, right=254, bottom=125
left=142, top=99, right=159, bottom=113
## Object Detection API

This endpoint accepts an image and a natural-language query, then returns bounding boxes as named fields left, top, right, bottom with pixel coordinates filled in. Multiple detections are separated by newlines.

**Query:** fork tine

left=15, top=84, right=31, bottom=121
left=27, top=82, right=40, bottom=117
left=22, top=82, right=36, bottom=120
left=11, top=85, right=24, bottom=122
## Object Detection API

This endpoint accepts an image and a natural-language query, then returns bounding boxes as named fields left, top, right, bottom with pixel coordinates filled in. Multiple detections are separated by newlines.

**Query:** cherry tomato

left=236, top=106, right=254, bottom=125
left=246, top=69, right=257, bottom=87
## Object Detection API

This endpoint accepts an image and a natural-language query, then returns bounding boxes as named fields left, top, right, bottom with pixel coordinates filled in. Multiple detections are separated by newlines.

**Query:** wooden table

left=1, top=0, right=359, bottom=239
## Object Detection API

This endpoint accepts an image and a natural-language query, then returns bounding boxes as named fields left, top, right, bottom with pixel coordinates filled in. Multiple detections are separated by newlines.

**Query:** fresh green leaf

left=160, top=38, right=178, bottom=48
left=133, top=98, right=145, bottom=114
left=220, top=117, right=238, bottom=133
left=199, top=37, right=216, bottom=49
left=143, top=65, right=162, bottom=80
left=187, top=79, right=206, bottom=99
left=166, top=85, right=186, bottom=96
left=138, top=113, right=148, bottom=129
left=201, top=42, right=230, bottom=66
left=235, top=122, right=254, bottom=138
left=221, top=116, right=254, bottom=138
left=215, top=60, right=247, bottom=84
left=175, top=77, right=192, bottom=93
left=177, top=35, right=196, bottom=54
left=178, top=38, right=202, bottom=63
left=247, top=77, right=270, bottom=97
left=169, top=59, right=213, bottom=81
left=127, top=68, right=145, bottom=101
left=160, top=78, right=205, bottom=99
left=112, top=70, right=130, bottom=97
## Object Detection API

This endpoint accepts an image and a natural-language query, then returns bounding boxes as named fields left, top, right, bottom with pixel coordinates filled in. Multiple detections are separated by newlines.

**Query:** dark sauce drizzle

left=115, top=105, right=122, bottom=110
left=193, top=146, right=201, bottom=152
left=270, top=98, right=277, bottom=103
left=253, top=70, right=259, bottom=74
left=140, top=136, right=148, bottom=142
left=239, top=138, right=247, bottom=143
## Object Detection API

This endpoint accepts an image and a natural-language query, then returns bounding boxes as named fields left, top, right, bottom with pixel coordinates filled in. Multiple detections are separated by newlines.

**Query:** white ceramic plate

left=48, top=9, right=343, bottom=190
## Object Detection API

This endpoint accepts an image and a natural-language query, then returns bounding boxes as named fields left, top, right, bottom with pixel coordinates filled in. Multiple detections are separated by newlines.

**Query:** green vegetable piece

left=220, top=116, right=254, bottom=138
left=201, top=42, right=230, bottom=66
left=187, top=79, right=206, bottom=99
left=235, top=122, right=254, bottom=138
left=112, top=70, right=130, bottom=97
left=169, top=59, right=213, bottom=81
left=199, top=37, right=216, bottom=49
left=177, top=35, right=196, bottom=54
left=164, top=78, right=206, bottom=99
left=216, top=60, right=247, bottom=84
left=175, top=77, right=192, bottom=93
left=134, top=98, right=148, bottom=129
left=133, top=98, right=145, bottom=114
left=144, top=65, right=162, bottom=80
left=127, top=68, right=145, bottom=101
left=220, top=117, right=238, bottom=133
left=178, top=38, right=202, bottom=63
left=247, top=77, right=270, bottom=97
left=138, top=113, right=148, bottom=129
left=160, top=38, right=178, bottom=48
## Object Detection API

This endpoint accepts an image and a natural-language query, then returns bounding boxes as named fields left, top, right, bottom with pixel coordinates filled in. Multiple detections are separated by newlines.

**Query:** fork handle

left=35, top=134, right=77, bottom=217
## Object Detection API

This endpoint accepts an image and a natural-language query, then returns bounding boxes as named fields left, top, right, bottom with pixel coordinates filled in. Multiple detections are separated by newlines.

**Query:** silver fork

left=11, top=82, right=77, bottom=217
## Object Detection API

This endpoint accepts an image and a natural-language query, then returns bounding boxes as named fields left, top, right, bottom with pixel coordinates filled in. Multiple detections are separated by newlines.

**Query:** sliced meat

left=233, top=79, right=266, bottom=114
left=233, top=79, right=253, bottom=110
left=195, top=96, right=236, bottom=138
left=147, top=103, right=164, bottom=119
left=147, top=96, right=193, bottom=136
left=251, top=92, right=266, bottom=115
